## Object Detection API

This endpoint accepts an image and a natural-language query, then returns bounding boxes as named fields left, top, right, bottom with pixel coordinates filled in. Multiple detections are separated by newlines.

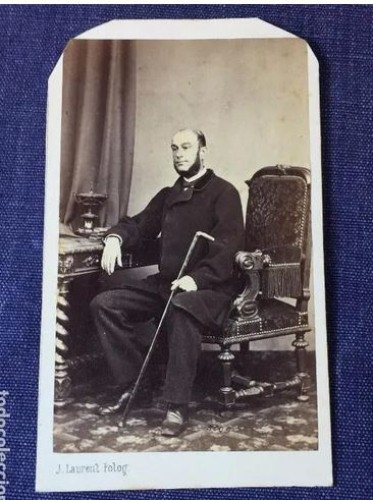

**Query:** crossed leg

left=90, top=287, right=164, bottom=388
left=90, top=287, right=205, bottom=404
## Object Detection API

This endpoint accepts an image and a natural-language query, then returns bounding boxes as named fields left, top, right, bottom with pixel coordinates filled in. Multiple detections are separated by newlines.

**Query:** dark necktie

left=181, top=178, right=196, bottom=190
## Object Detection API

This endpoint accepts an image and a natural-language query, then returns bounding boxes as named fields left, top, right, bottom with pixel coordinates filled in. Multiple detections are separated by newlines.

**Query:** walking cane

left=121, top=230, right=215, bottom=424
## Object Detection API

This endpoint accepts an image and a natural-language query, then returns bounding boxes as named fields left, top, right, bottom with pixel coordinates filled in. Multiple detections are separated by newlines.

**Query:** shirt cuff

left=103, top=234, right=123, bottom=246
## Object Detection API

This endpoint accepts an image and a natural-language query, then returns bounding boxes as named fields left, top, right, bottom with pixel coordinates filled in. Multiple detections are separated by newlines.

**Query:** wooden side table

left=55, top=235, right=156, bottom=409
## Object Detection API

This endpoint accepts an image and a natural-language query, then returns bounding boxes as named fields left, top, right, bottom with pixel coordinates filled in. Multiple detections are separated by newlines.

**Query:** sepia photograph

left=36, top=19, right=332, bottom=491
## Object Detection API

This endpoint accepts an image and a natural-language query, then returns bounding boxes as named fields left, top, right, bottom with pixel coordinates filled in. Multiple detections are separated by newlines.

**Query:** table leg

left=54, top=277, right=73, bottom=409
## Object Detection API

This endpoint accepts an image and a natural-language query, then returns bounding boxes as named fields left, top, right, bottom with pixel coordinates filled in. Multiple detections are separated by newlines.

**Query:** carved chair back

left=244, top=165, right=311, bottom=310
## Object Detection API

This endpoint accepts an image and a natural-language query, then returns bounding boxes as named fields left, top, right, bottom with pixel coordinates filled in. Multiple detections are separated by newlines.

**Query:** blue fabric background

left=0, top=4, right=372, bottom=499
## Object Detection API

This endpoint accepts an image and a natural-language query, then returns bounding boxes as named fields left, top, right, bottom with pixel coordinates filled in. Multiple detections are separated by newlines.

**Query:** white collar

left=183, top=167, right=207, bottom=184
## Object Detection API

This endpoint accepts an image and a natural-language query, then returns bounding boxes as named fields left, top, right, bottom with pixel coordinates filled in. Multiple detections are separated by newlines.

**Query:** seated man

left=90, top=128, right=244, bottom=436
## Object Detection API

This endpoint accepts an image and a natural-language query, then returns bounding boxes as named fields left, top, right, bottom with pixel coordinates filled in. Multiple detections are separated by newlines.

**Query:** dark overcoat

left=105, top=169, right=245, bottom=328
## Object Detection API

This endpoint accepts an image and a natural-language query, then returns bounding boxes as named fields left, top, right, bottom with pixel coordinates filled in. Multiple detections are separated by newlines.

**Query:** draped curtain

left=59, top=39, right=136, bottom=228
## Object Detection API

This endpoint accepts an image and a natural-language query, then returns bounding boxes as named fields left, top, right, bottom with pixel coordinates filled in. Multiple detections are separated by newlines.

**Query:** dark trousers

left=90, top=286, right=204, bottom=405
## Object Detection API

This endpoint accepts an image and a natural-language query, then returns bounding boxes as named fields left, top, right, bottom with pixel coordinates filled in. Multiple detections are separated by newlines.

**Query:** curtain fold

left=60, top=39, right=136, bottom=228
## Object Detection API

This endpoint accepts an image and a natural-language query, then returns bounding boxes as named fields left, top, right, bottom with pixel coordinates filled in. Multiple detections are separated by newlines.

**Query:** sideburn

left=180, top=154, right=202, bottom=179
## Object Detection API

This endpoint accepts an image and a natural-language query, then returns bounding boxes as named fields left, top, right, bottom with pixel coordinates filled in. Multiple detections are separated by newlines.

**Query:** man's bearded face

left=171, top=130, right=204, bottom=179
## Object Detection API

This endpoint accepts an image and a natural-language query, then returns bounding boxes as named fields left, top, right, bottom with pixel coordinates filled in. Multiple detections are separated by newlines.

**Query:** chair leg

left=217, top=346, right=236, bottom=407
left=239, top=341, right=251, bottom=377
left=292, top=332, right=311, bottom=402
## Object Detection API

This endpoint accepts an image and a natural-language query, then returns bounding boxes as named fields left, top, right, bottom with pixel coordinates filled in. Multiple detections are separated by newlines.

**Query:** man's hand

left=171, top=275, right=198, bottom=292
left=101, top=237, right=123, bottom=275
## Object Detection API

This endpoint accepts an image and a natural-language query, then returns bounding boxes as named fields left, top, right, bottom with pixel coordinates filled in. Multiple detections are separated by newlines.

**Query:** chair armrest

left=231, top=250, right=269, bottom=320
left=236, top=249, right=302, bottom=299
left=235, top=249, right=271, bottom=272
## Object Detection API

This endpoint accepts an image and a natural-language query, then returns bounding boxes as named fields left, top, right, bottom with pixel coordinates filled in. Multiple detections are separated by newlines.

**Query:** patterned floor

left=54, top=351, right=318, bottom=453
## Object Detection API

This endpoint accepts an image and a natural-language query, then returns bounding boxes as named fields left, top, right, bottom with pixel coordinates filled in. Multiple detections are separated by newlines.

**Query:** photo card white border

left=36, top=18, right=332, bottom=492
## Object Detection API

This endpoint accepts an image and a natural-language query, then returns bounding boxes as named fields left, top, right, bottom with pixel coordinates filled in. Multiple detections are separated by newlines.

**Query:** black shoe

left=160, top=404, right=188, bottom=437
left=98, top=386, right=134, bottom=416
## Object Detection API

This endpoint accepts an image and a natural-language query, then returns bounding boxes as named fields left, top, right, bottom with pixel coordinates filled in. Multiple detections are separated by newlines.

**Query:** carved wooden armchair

left=202, top=165, right=312, bottom=407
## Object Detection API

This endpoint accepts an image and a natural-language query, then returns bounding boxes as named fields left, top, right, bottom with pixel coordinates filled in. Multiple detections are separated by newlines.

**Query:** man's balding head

left=173, top=128, right=206, bottom=148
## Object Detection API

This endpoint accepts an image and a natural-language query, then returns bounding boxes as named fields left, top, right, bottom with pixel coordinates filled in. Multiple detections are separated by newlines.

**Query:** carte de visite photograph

left=37, top=19, right=332, bottom=491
